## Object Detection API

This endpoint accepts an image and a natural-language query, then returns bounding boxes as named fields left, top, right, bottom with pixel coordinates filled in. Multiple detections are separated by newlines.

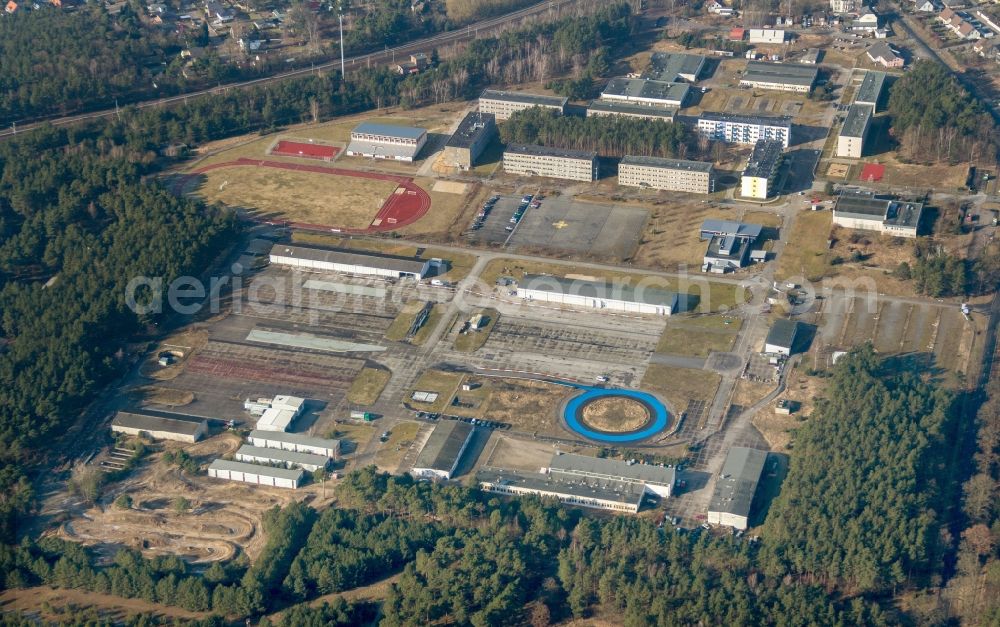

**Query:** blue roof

left=352, top=121, right=427, bottom=140
left=700, top=220, right=763, bottom=240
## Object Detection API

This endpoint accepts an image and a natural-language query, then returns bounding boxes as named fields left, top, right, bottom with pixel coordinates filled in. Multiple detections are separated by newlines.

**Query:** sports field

left=188, top=159, right=431, bottom=232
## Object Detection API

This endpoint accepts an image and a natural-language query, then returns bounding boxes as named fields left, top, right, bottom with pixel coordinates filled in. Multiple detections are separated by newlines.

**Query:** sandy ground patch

left=826, top=163, right=850, bottom=178
left=432, top=180, right=468, bottom=194
left=580, top=397, right=650, bottom=432
left=53, top=433, right=314, bottom=564
left=479, top=378, right=576, bottom=438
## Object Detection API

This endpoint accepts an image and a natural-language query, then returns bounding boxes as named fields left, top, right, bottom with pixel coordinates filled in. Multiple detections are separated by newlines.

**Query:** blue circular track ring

left=563, top=386, right=670, bottom=443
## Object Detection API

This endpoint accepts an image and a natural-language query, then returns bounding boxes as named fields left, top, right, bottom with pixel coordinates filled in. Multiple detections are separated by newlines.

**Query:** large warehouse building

left=269, top=243, right=432, bottom=279
left=516, top=274, right=680, bottom=315
left=645, top=52, right=707, bottom=83
left=585, top=100, right=677, bottom=122
left=707, top=447, right=768, bottom=530
left=111, top=410, right=208, bottom=443
left=739, top=61, right=818, bottom=93
left=548, top=453, right=677, bottom=498
left=618, top=155, right=715, bottom=194
left=503, top=144, right=598, bottom=182
left=740, top=139, right=784, bottom=199
left=696, top=112, right=792, bottom=148
left=833, top=190, right=923, bottom=238
left=764, top=318, right=799, bottom=355
left=345, top=122, right=428, bottom=162
left=836, top=104, right=873, bottom=158
left=477, top=468, right=647, bottom=513
left=235, top=444, right=330, bottom=472
left=248, top=430, right=340, bottom=458
left=208, top=459, right=304, bottom=489
left=441, top=111, right=496, bottom=170
left=478, top=90, right=568, bottom=121
left=599, top=77, right=691, bottom=108
left=411, top=421, right=475, bottom=480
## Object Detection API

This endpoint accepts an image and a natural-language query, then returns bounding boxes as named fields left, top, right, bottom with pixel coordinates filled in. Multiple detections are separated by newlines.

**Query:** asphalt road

left=0, top=0, right=582, bottom=138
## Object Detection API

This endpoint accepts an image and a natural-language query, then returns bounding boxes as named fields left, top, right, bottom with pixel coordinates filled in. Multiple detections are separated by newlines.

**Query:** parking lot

left=466, top=194, right=522, bottom=246
left=507, top=196, right=648, bottom=260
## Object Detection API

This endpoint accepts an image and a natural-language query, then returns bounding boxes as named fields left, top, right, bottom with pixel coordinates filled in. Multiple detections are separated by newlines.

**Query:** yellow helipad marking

left=552, top=220, right=569, bottom=229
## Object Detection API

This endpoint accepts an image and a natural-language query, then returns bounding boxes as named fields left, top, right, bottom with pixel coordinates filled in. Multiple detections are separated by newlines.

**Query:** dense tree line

left=3, top=469, right=882, bottom=624
left=500, top=106, right=693, bottom=158
left=887, top=61, right=998, bottom=165
left=283, top=508, right=441, bottom=599
left=0, top=4, right=182, bottom=123
left=759, top=346, right=955, bottom=594
left=0, top=126, right=234, bottom=543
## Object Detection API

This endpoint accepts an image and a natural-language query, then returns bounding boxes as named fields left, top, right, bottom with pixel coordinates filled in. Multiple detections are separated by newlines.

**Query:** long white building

left=739, top=61, right=818, bottom=93
left=619, top=155, right=715, bottom=194
left=478, top=89, right=568, bottom=121
left=707, top=447, right=768, bottom=530
left=269, top=243, right=432, bottom=279
left=833, top=190, right=923, bottom=238
left=503, top=144, right=598, bottom=182
left=548, top=453, right=677, bottom=498
left=345, top=122, right=428, bottom=162
left=207, top=459, right=304, bottom=489
left=235, top=444, right=330, bottom=472
left=740, top=140, right=784, bottom=199
left=516, top=274, right=680, bottom=316
left=600, top=77, right=691, bottom=108
left=111, top=411, right=208, bottom=443
left=248, top=429, right=340, bottom=458
left=696, top=112, right=792, bottom=148
left=836, top=104, right=873, bottom=159
left=411, top=421, right=475, bottom=480
left=478, top=468, right=646, bottom=513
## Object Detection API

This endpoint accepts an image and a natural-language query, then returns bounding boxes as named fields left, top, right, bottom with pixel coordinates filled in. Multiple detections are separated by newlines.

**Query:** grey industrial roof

left=586, top=100, right=678, bottom=119
left=834, top=189, right=891, bottom=218
left=742, top=61, right=819, bottom=87
left=505, top=144, right=597, bottom=161
left=477, top=468, right=646, bottom=506
left=855, top=70, right=888, bottom=105
left=208, top=459, right=305, bottom=481
left=111, top=411, right=206, bottom=435
left=248, top=429, right=340, bottom=451
left=269, top=244, right=428, bottom=274
left=707, top=447, right=767, bottom=517
left=700, top=220, right=763, bottom=240
left=549, top=453, right=676, bottom=486
left=766, top=318, right=798, bottom=349
left=413, top=421, right=473, bottom=473
left=742, top=140, right=784, bottom=178
left=351, top=121, right=427, bottom=140
left=699, top=111, right=793, bottom=128
left=884, top=201, right=923, bottom=229
left=646, top=52, right=707, bottom=82
left=620, top=155, right=713, bottom=173
left=445, top=111, right=496, bottom=149
left=236, top=445, right=329, bottom=467
left=520, top=274, right=678, bottom=308
left=601, top=78, right=691, bottom=103
left=840, top=104, right=873, bottom=138
left=479, top=89, right=568, bottom=108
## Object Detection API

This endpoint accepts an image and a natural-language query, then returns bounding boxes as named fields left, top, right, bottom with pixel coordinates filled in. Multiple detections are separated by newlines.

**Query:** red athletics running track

left=188, top=158, right=431, bottom=233
left=270, top=140, right=339, bottom=160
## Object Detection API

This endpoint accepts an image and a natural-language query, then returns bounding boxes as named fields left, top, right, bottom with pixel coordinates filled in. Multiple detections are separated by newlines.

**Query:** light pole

left=338, top=10, right=345, bottom=76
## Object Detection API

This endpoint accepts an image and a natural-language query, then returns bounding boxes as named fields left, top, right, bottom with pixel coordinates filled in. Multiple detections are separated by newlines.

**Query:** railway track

left=0, top=0, right=584, bottom=138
